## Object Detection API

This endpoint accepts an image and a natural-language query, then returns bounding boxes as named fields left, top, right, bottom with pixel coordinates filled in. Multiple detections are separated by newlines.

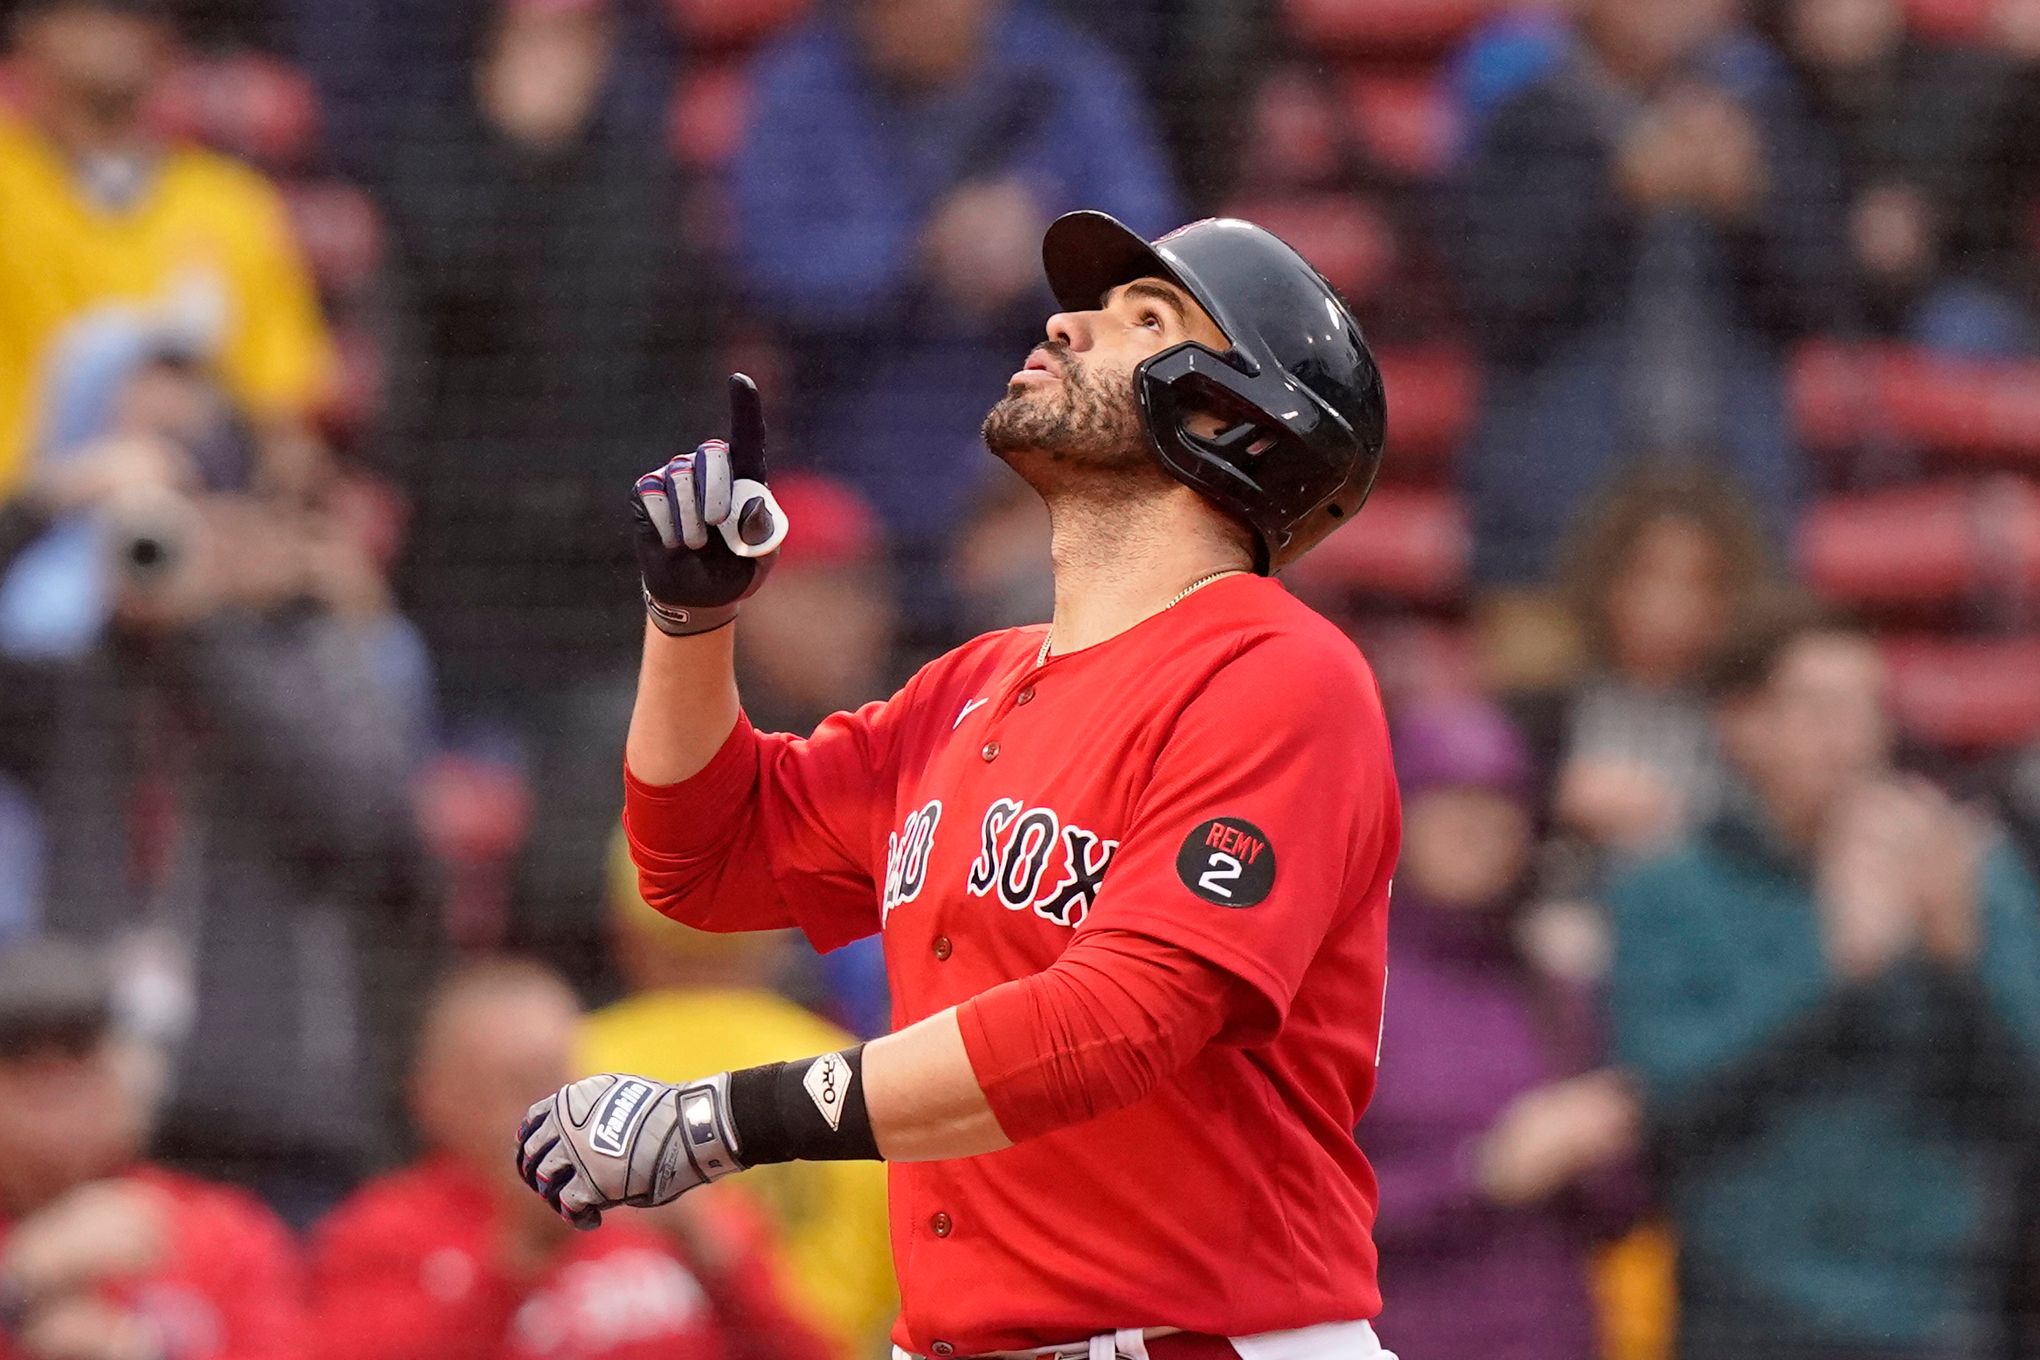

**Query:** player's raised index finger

left=726, top=373, right=767, bottom=480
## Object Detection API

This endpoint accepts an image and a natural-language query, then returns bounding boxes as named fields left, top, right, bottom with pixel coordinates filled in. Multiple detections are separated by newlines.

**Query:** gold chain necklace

left=1036, top=568, right=1248, bottom=668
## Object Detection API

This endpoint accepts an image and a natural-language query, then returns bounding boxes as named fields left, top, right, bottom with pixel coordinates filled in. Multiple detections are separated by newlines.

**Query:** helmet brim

left=1043, top=211, right=1188, bottom=315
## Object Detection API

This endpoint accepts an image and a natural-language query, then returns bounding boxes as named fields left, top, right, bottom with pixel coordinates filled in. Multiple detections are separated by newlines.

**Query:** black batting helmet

left=1042, top=211, right=1387, bottom=573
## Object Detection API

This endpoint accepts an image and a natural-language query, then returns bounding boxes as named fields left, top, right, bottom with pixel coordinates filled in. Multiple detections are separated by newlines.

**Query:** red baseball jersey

left=626, top=575, right=1399, bottom=1356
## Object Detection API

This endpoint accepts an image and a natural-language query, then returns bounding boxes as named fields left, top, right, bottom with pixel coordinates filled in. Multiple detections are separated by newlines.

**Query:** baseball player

left=516, top=211, right=1398, bottom=1360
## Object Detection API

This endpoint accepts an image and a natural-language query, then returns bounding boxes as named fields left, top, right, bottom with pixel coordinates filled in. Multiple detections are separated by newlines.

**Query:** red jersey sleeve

left=1075, top=628, right=1398, bottom=1042
left=957, top=927, right=1254, bottom=1141
left=625, top=681, right=927, bottom=953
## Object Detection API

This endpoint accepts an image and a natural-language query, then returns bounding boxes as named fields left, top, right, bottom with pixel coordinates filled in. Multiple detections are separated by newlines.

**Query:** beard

left=981, top=343, right=1150, bottom=474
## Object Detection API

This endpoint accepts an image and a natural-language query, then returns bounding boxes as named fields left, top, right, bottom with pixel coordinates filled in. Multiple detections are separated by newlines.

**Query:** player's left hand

left=632, top=373, right=787, bottom=636
left=514, top=1073, right=746, bottom=1231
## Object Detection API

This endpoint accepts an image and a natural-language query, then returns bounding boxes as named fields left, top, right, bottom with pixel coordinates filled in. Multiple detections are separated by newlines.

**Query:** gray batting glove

left=514, top=1073, right=745, bottom=1230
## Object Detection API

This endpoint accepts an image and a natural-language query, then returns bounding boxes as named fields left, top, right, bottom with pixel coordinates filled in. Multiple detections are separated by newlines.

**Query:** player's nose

left=1044, top=309, right=1093, bottom=352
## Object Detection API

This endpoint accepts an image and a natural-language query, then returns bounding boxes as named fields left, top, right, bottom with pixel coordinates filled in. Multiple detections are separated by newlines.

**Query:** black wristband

left=727, top=1047, right=882, bottom=1164
left=643, top=587, right=738, bottom=637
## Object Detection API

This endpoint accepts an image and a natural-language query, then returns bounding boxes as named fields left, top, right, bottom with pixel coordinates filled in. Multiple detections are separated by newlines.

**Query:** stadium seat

left=665, top=0, right=811, bottom=51
left=151, top=51, right=322, bottom=172
left=1901, top=0, right=1994, bottom=42
left=1793, top=342, right=2040, bottom=470
left=1284, top=485, right=1468, bottom=605
left=1884, top=635, right=2040, bottom=750
left=666, top=64, right=751, bottom=169
left=1341, top=74, right=1457, bottom=180
left=1800, top=483, right=1982, bottom=609
left=1221, top=194, right=1397, bottom=305
left=1374, top=347, right=1475, bottom=477
left=283, top=181, right=385, bottom=300
left=1284, top=0, right=1494, bottom=59
left=1802, top=478, right=2040, bottom=613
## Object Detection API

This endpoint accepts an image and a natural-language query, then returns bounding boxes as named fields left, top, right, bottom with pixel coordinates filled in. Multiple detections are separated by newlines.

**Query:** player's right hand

left=515, top=1072, right=747, bottom=1231
left=632, top=373, right=788, bottom=636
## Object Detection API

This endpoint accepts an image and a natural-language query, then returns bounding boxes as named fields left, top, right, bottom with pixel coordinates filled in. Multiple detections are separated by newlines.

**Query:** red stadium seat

left=283, top=181, right=385, bottom=299
left=1284, top=485, right=1469, bottom=605
left=1993, top=473, right=2040, bottom=599
left=1884, top=635, right=2040, bottom=751
left=1221, top=194, right=1397, bottom=305
left=1901, top=0, right=1994, bottom=42
left=667, top=64, right=752, bottom=169
left=1800, top=483, right=1982, bottom=609
left=1285, top=0, right=1494, bottom=59
left=1375, top=347, right=1476, bottom=476
left=1341, top=74, right=1457, bottom=180
left=150, top=52, right=322, bottom=171
left=665, top=0, right=811, bottom=51
left=1880, top=355, right=2040, bottom=467
left=1792, top=342, right=2040, bottom=470
left=1802, top=477, right=2040, bottom=613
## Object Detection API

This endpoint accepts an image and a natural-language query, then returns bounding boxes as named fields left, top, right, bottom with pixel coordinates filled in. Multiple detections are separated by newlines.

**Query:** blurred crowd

left=1, top=0, right=2040, bottom=1357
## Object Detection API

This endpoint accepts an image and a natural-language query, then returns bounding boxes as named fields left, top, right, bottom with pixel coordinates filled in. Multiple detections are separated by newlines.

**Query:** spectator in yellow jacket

left=580, top=831, right=897, bottom=1358
left=0, top=0, right=332, bottom=497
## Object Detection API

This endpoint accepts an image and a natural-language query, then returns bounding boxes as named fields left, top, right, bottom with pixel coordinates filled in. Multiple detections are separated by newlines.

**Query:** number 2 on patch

left=1175, top=817, right=1276, bottom=906
left=1197, top=852, right=1242, bottom=898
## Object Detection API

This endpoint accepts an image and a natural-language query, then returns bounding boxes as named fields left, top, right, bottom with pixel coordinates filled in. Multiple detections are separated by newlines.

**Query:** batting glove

left=632, top=373, right=789, bottom=636
left=515, top=1073, right=746, bottom=1230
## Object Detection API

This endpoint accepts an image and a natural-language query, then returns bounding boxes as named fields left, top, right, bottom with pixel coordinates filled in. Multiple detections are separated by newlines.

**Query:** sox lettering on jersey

left=967, top=797, right=1119, bottom=928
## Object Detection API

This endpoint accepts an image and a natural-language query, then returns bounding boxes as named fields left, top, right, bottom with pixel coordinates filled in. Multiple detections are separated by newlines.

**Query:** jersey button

left=1015, top=686, right=1036, bottom=705
left=932, top=1345, right=956, bottom=1357
left=932, top=936, right=952, bottom=961
left=980, top=741, right=1000, bottom=762
left=931, top=1212, right=952, bottom=1237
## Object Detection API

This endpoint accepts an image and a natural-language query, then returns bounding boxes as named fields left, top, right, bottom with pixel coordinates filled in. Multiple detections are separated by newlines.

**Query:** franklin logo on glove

left=590, top=1078, right=656, bottom=1157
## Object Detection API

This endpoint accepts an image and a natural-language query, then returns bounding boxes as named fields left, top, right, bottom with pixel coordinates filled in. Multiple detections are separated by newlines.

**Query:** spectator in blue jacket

left=733, top=0, right=1178, bottom=613
left=1452, top=0, right=1846, bottom=585
left=1608, top=603, right=2040, bottom=1360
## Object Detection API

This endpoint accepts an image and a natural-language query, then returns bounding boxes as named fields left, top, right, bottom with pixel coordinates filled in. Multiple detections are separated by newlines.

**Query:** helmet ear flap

left=1135, top=345, right=1291, bottom=563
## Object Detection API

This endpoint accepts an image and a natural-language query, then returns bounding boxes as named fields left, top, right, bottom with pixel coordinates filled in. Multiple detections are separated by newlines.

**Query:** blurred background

left=2, top=0, right=2040, bottom=1356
